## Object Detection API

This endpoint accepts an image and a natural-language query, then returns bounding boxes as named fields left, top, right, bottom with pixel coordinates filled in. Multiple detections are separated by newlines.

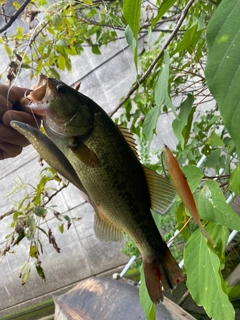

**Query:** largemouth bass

left=11, top=75, right=184, bottom=303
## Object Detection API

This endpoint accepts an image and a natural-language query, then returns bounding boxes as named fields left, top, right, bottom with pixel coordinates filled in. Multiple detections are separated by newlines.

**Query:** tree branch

left=0, top=207, right=15, bottom=221
left=109, top=0, right=196, bottom=117
left=0, top=0, right=32, bottom=34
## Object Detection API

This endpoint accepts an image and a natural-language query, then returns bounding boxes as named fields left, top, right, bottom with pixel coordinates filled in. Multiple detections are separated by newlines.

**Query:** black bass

left=11, top=75, right=184, bottom=303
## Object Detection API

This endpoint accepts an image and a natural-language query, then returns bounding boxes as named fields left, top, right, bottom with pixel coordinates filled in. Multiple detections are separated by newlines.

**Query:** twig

left=109, top=0, right=196, bottom=117
left=0, top=0, right=32, bottom=34
left=178, top=289, right=190, bottom=305
left=0, top=4, right=7, bottom=24
left=0, top=207, right=15, bottom=221
left=167, top=217, right=192, bottom=245
left=42, top=182, right=69, bottom=207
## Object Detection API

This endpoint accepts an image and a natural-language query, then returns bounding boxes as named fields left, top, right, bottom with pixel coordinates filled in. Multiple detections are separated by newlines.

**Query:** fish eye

left=56, top=84, right=66, bottom=94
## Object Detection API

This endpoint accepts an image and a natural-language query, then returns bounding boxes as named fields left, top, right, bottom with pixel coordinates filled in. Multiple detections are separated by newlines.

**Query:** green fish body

left=11, top=77, right=184, bottom=303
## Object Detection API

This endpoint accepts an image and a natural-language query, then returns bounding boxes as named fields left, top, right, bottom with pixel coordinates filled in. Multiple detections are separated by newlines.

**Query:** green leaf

left=206, top=223, right=229, bottom=266
left=176, top=202, right=191, bottom=240
left=124, top=25, right=136, bottom=55
left=204, top=148, right=221, bottom=170
left=173, top=21, right=204, bottom=55
left=139, top=265, right=156, bottom=320
left=26, top=216, right=36, bottom=239
left=172, top=94, right=194, bottom=148
left=49, top=68, right=60, bottom=79
left=205, top=0, right=240, bottom=159
left=196, top=180, right=240, bottom=231
left=36, top=226, right=48, bottom=237
left=33, top=206, right=47, bottom=218
left=154, top=51, right=176, bottom=116
left=52, top=14, right=63, bottom=27
left=123, top=0, right=141, bottom=69
left=29, top=245, right=38, bottom=258
left=227, top=284, right=240, bottom=300
left=182, top=165, right=204, bottom=193
left=57, top=55, right=66, bottom=70
left=56, top=39, right=68, bottom=47
left=229, top=165, right=240, bottom=196
left=58, top=223, right=64, bottom=233
left=12, top=1, right=20, bottom=10
left=21, top=63, right=31, bottom=69
left=206, top=131, right=224, bottom=147
left=184, top=226, right=235, bottom=320
left=19, top=261, right=31, bottom=285
left=4, top=44, right=12, bottom=57
left=152, top=0, right=177, bottom=27
left=143, top=106, right=160, bottom=147
left=123, top=0, right=141, bottom=40
left=36, top=263, right=46, bottom=281
left=92, top=45, right=101, bottom=55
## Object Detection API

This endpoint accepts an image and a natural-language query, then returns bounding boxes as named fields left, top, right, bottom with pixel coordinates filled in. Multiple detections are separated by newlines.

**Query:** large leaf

left=195, top=180, right=240, bottom=231
left=184, top=224, right=235, bottom=320
left=205, top=0, right=240, bottom=159
left=123, top=0, right=141, bottom=68
left=123, top=0, right=141, bottom=40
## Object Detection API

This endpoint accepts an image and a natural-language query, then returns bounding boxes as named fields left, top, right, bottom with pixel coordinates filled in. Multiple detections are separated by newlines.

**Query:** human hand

left=0, top=85, right=41, bottom=160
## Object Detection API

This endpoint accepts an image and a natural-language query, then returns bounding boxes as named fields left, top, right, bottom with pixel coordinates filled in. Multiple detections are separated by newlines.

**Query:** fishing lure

left=163, top=145, right=215, bottom=246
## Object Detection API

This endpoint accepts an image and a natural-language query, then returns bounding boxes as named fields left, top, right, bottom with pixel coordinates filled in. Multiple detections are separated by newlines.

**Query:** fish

left=163, top=145, right=215, bottom=246
left=11, top=75, right=185, bottom=303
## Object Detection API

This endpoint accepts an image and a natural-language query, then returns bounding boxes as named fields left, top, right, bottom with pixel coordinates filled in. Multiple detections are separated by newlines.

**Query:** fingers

left=0, top=110, right=41, bottom=160
left=2, top=110, right=41, bottom=128
left=0, top=85, right=30, bottom=118
left=0, top=141, right=22, bottom=160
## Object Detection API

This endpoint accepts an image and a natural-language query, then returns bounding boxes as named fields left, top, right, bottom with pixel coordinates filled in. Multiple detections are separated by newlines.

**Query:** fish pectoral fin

left=68, top=138, right=101, bottom=168
left=142, top=165, right=176, bottom=215
left=94, top=210, right=124, bottom=242
left=10, top=121, right=87, bottom=194
left=117, top=124, right=139, bottom=159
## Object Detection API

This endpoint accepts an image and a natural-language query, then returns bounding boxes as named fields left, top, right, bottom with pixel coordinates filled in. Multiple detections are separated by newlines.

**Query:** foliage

left=1, top=168, right=80, bottom=284
left=0, top=0, right=240, bottom=319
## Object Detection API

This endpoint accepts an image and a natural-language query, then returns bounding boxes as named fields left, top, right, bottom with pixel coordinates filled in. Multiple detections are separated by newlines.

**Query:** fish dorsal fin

left=94, top=209, right=124, bottom=242
left=117, top=125, right=139, bottom=159
left=10, top=121, right=87, bottom=194
left=142, top=165, right=176, bottom=215
left=69, top=138, right=101, bottom=168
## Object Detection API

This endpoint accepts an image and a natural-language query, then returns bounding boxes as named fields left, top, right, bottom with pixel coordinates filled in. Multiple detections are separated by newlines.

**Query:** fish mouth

left=27, top=74, right=48, bottom=103
left=23, top=74, right=60, bottom=118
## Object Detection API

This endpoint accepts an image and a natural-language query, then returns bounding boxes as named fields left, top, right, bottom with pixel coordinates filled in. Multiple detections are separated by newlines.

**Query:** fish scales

left=46, top=103, right=163, bottom=256
left=11, top=76, right=185, bottom=303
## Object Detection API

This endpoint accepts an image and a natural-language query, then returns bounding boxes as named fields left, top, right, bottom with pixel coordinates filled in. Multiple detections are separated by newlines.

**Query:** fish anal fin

left=94, top=210, right=124, bottom=242
left=117, top=125, right=139, bottom=159
left=69, top=138, right=101, bottom=168
left=142, top=165, right=176, bottom=215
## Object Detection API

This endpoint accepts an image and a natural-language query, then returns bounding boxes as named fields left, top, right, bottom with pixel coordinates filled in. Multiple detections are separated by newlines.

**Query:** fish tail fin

left=143, top=247, right=185, bottom=304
